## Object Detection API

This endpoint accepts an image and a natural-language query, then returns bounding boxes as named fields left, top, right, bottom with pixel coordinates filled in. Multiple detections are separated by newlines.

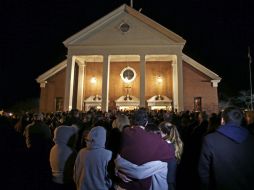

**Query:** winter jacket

left=199, top=123, right=254, bottom=190
left=120, top=126, right=174, bottom=190
left=115, top=155, right=168, bottom=190
left=50, top=125, right=78, bottom=184
left=74, top=126, right=112, bottom=190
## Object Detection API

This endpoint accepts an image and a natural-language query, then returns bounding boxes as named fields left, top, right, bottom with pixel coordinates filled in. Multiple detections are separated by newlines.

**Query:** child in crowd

left=158, top=121, right=183, bottom=163
left=74, top=126, right=112, bottom=190
left=158, top=121, right=184, bottom=190
left=50, top=125, right=78, bottom=190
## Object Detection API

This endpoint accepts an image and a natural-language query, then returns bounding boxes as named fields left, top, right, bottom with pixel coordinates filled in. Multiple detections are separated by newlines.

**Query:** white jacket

left=115, top=155, right=168, bottom=190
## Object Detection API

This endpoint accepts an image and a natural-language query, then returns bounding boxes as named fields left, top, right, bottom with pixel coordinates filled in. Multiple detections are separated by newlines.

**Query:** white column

left=139, top=55, right=146, bottom=107
left=76, top=62, right=86, bottom=111
left=172, top=62, right=178, bottom=110
left=172, top=54, right=184, bottom=112
left=101, top=55, right=110, bottom=112
left=64, top=55, right=76, bottom=111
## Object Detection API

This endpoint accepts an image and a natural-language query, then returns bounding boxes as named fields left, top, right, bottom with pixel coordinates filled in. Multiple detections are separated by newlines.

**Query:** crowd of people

left=0, top=107, right=254, bottom=190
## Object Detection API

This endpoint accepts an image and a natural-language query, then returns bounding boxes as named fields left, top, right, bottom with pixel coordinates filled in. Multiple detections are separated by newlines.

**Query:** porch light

left=157, top=76, right=163, bottom=83
left=90, top=77, right=97, bottom=84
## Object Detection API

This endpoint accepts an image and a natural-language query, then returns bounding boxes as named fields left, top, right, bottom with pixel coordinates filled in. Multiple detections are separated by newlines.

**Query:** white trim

left=120, top=66, right=136, bottom=83
left=211, top=79, right=220, bottom=87
left=182, top=54, right=221, bottom=81
left=84, top=95, right=102, bottom=103
left=63, top=5, right=126, bottom=46
left=40, top=81, right=47, bottom=88
left=115, top=95, right=140, bottom=107
left=36, top=53, right=222, bottom=87
left=125, top=5, right=186, bottom=44
left=63, top=4, right=186, bottom=46
left=84, top=95, right=103, bottom=112
left=36, top=60, right=67, bottom=83
left=101, top=55, right=110, bottom=112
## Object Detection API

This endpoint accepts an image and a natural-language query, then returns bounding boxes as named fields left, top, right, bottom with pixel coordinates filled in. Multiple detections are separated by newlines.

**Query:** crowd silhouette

left=0, top=107, right=254, bottom=190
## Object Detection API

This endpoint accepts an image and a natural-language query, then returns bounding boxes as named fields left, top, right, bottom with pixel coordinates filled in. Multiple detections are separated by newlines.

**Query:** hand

left=116, top=170, right=132, bottom=183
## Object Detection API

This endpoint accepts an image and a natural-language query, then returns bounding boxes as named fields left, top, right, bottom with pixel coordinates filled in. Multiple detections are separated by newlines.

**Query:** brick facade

left=183, top=61, right=219, bottom=113
left=39, top=60, right=219, bottom=113
left=39, top=69, right=66, bottom=113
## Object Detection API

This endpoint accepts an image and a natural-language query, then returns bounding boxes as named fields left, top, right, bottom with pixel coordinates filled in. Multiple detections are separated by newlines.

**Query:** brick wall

left=39, top=68, right=66, bottom=113
left=183, top=61, right=219, bottom=114
left=39, top=61, right=219, bottom=113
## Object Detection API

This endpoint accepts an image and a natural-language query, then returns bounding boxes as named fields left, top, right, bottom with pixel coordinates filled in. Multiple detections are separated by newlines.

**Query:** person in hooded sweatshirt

left=198, top=106, right=254, bottom=190
left=50, top=125, right=78, bottom=190
left=74, top=126, right=112, bottom=190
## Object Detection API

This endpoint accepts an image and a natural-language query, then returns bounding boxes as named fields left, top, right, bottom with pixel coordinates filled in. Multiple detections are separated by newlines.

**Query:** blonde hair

left=112, top=114, right=130, bottom=132
left=158, top=121, right=183, bottom=162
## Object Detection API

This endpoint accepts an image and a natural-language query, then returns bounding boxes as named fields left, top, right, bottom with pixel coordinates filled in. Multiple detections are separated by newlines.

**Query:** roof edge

left=63, top=4, right=186, bottom=46
left=182, top=53, right=221, bottom=81
left=125, top=5, right=186, bottom=44
left=63, top=4, right=127, bottom=46
left=36, top=60, right=67, bottom=83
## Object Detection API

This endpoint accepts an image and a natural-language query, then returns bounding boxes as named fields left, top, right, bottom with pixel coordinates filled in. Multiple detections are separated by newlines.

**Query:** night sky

left=1, top=0, right=254, bottom=109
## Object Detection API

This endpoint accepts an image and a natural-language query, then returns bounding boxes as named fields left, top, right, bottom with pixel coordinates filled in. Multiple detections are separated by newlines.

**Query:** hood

left=53, top=125, right=78, bottom=145
left=86, top=126, right=106, bottom=149
left=217, top=124, right=249, bottom=143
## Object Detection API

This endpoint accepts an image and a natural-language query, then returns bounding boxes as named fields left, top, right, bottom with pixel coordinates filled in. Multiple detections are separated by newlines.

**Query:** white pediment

left=84, top=95, right=102, bottom=103
left=63, top=4, right=185, bottom=47
left=84, top=95, right=103, bottom=111
left=147, top=95, right=172, bottom=110
left=147, top=95, right=172, bottom=103
left=115, top=95, right=140, bottom=107
left=147, top=95, right=172, bottom=106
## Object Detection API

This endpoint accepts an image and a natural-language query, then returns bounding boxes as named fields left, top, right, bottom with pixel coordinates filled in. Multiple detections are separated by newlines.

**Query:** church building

left=36, top=4, right=221, bottom=113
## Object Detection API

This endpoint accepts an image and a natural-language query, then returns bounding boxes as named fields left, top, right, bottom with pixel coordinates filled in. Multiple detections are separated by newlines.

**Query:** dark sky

left=1, top=0, right=254, bottom=109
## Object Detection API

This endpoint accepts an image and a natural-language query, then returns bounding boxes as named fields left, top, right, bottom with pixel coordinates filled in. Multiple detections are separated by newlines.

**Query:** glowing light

left=157, top=76, right=163, bottom=83
left=124, top=76, right=132, bottom=84
left=119, top=106, right=137, bottom=110
left=151, top=106, right=167, bottom=110
left=90, top=77, right=97, bottom=84
left=120, top=67, right=136, bottom=83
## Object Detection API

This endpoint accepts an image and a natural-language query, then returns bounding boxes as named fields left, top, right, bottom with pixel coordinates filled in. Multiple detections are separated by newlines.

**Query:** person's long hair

left=158, top=121, right=183, bottom=162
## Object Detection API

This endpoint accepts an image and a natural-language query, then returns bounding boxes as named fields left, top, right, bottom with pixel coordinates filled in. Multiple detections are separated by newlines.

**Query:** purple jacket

left=120, top=126, right=175, bottom=190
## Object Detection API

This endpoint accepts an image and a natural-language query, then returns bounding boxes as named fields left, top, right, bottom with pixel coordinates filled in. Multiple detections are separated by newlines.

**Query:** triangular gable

left=36, top=60, right=67, bottom=83
left=63, top=4, right=186, bottom=46
left=124, top=5, right=185, bottom=43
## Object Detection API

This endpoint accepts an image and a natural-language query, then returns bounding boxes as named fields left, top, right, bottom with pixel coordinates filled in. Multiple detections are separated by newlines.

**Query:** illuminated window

left=120, top=66, right=136, bottom=83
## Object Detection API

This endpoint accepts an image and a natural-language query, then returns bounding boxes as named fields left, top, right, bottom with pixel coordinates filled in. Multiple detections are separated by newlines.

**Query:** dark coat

left=198, top=123, right=254, bottom=190
left=120, top=126, right=175, bottom=190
